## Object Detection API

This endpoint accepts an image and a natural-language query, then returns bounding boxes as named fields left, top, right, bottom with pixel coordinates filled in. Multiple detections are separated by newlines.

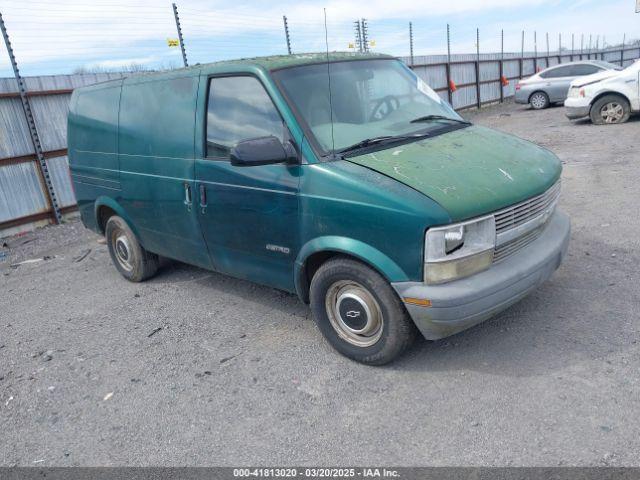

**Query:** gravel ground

left=1, top=101, right=639, bottom=467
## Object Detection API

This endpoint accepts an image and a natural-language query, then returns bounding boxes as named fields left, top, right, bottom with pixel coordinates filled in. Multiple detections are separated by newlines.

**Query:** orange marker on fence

left=501, top=75, right=509, bottom=86
left=449, top=79, right=457, bottom=92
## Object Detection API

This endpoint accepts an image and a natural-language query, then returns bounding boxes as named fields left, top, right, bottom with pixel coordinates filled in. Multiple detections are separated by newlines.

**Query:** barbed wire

left=0, top=2, right=632, bottom=76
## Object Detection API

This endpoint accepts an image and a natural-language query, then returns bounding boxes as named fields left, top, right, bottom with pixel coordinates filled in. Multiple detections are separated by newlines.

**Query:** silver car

left=515, top=60, right=622, bottom=109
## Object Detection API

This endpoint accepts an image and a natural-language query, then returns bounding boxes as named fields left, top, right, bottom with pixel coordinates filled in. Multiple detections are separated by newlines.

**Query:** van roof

left=212, top=51, right=393, bottom=70
left=74, top=52, right=394, bottom=90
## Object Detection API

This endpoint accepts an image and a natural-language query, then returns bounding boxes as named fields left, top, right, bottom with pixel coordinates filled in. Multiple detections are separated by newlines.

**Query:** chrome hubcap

left=601, top=102, right=624, bottom=123
left=531, top=93, right=546, bottom=109
left=113, top=233, right=133, bottom=272
left=325, top=280, right=384, bottom=347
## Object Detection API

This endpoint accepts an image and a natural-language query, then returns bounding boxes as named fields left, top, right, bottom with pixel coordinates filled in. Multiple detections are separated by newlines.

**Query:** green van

left=68, top=52, right=570, bottom=365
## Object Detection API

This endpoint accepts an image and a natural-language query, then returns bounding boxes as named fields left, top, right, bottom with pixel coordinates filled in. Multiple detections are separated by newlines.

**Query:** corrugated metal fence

left=0, top=73, right=123, bottom=235
left=1, top=46, right=639, bottom=236
left=404, top=46, right=640, bottom=109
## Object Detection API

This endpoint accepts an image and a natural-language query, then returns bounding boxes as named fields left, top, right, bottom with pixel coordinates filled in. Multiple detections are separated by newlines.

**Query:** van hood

left=346, top=125, right=561, bottom=222
left=571, top=69, right=619, bottom=87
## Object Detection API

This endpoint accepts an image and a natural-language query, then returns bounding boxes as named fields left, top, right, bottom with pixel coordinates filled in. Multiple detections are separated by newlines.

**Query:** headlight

left=424, top=215, right=495, bottom=284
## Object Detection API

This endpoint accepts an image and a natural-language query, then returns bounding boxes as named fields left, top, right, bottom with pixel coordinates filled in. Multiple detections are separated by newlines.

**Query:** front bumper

left=391, top=211, right=570, bottom=340
left=564, top=98, right=591, bottom=119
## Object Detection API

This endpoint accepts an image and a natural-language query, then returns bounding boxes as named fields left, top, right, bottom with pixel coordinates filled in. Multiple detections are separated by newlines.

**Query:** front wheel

left=105, top=215, right=159, bottom=282
left=590, top=95, right=630, bottom=125
left=310, top=257, right=417, bottom=365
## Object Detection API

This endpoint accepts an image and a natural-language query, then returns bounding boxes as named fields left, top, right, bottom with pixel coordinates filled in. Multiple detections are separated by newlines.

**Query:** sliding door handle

left=183, top=183, right=192, bottom=212
left=199, top=184, right=207, bottom=214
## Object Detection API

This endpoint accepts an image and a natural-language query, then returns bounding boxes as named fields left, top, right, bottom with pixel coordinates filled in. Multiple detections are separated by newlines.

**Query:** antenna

left=324, top=8, right=336, bottom=156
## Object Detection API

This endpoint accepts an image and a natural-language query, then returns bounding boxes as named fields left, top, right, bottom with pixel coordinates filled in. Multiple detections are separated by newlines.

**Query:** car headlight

left=424, top=215, right=495, bottom=284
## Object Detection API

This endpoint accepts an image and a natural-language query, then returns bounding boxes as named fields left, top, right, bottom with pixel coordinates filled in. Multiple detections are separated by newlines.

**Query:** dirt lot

left=1, top=101, right=639, bottom=466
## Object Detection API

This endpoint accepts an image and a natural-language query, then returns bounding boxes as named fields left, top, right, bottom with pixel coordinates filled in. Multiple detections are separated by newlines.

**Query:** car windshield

left=272, top=58, right=465, bottom=156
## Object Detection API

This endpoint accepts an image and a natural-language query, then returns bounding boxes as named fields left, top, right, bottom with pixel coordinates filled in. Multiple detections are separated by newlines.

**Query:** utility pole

left=361, top=18, right=369, bottom=52
left=409, top=22, right=414, bottom=65
left=282, top=15, right=292, bottom=55
left=172, top=3, right=188, bottom=67
left=354, top=20, right=363, bottom=52
left=0, top=11, right=61, bottom=224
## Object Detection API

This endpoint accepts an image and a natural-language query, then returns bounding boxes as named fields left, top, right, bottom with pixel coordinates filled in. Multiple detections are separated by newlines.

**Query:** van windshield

left=272, top=58, right=466, bottom=156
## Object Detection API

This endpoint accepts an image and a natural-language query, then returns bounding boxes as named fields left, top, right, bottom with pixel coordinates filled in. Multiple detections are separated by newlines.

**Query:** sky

left=0, top=0, right=638, bottom=76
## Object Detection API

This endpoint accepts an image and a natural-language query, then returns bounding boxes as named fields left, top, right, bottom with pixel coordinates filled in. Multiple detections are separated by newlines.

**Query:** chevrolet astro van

left=68, top=52, right=570, bottom=365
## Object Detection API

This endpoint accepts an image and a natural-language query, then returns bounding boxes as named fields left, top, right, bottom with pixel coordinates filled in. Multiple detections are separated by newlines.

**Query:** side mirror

left=230, top=136, right=296, bottom=167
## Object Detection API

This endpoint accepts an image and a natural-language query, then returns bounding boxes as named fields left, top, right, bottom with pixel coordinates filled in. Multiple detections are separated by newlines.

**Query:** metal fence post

left=558, top=33, right=562, bottom=62
left=172, top=3, right=188, bottom=67
left=571, top=33, right=575, bottom=61
left=534, top=31, right=538, bottom=72
left=282, top=15, right=292, bottom=55
left=475, top=28, right=481, bottom=109
left=588, top=34, right=592, bottom=59
left=0, top=11, right=62, bottom=224
left=520, top=30, right=524, bottom=79
left=546, top=32, right=549, bottom=64
left=621, top=33, right=626, bottom=66
left=409, top=22, right=414, bottom=66
left=499, top=29, right=504, bottom=103
left=446, top=24, right=453, bottom=104
left=581, top=34, right=584, bottom=60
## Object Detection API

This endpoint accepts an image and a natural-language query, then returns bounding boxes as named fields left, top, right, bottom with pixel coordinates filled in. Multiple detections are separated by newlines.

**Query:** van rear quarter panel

left=68, top=80, right=123, bottom=231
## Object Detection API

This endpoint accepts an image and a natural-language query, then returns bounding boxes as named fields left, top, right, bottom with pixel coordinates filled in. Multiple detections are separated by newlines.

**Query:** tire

left=309, top=257, right=417, bottom=365
left=105, top=215, right=159, bottom=282
left=529, top=91, right=550, bottom=110
left=590, top=94, right=630, bottom=125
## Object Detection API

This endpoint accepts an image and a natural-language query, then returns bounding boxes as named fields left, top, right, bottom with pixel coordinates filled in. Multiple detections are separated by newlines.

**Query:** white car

left=565, top=59, right=640, bottom=124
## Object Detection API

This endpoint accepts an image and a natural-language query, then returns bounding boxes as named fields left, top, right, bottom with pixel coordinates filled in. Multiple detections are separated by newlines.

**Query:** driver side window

left=206, top=76, right=285, bottom=159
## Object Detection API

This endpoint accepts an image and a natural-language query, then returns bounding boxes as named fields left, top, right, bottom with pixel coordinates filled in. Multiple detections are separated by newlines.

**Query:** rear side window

left=570, top=64, right=601, bottom=76
left=206, top=76, right=285, bottom=158
left=539, top=65, right=573, bottom=78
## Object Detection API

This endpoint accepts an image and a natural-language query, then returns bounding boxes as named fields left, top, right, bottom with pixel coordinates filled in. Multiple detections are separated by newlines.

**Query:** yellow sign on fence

left=167, top=38, right=179, bottom=47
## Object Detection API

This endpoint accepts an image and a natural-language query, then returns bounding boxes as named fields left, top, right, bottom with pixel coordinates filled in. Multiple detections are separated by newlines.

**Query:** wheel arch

left=589, top=90, right=632, bottom=109
left=94, top=196, right=141, bottom=239
left=293, top=236, right=410, bottom=303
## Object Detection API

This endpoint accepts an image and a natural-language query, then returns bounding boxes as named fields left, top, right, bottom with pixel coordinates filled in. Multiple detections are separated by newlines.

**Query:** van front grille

left=492, top=181, right=561, bottom=263
left=494, top=181, right=561, bottom=234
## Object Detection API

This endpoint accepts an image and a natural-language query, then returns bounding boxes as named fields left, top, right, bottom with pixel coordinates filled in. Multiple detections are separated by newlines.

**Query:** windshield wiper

left=335, top=133, right=429, bottom=156
left=410, top=114, right=471, bottom=125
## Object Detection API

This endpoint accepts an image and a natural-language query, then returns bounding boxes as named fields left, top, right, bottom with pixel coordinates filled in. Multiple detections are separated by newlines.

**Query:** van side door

left=118, top=74, right=212, bottom=269
left=194, top=74, right=301, bottom=292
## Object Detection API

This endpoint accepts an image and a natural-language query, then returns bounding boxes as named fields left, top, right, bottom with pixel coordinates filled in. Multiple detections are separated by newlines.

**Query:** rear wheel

left=105, top=215, right=159, bottom=282
left=529, top=91, right=550, bottom=110
left=309, top=257, right=417, bottom=365
left=590, top=95, right=630, bottom=125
